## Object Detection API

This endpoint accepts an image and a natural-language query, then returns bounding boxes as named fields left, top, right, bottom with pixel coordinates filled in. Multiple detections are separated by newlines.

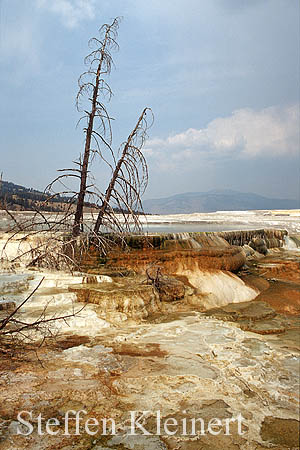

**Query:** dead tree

left=0, top=278, right=85, bottom=355
left=48, top=17, right=153, bottom=240
left=72, top=17, right=120, bottom=237
left=2, top=17, right=153, bottom=270
left=94, top=107, right=151, bottom=234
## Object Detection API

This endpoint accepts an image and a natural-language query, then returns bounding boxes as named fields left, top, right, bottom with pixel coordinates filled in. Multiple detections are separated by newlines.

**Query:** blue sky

left=0, top=0, right=299, bottom=200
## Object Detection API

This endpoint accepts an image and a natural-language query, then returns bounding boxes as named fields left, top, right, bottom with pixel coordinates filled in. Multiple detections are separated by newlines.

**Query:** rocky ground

left=0, top=233, right=299, bottom=449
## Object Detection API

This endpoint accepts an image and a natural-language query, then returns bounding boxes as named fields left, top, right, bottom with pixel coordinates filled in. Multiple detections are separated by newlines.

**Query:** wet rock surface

left=204, top=247, right=300, bottom=339
left=68, top=276, right=161, bottom=321
left=205, top=300, right=277, bottom=322
left=242, top=251, right=300, bottom=316
left=104, top=245, right=247, bottom=274
left=260, top=416, right=300, bottom=448
left=0, top=231, right=299, bottom=449
left=249, top=237, right=268, bottom=255
left=0, top=309, right=299, bottom=449
left=203, top=300, right=296, bottom=335
left=153, top=275, right=186, bottom=302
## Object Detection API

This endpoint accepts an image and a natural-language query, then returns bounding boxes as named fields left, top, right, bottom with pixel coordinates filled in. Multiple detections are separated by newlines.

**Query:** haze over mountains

left=1, top=181, right=298, bottom=215
left=142, top=190, right=299, bottom=214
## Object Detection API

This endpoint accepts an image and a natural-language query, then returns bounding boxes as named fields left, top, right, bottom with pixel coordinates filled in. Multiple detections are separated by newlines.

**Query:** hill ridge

left=143, top=189, right=299, bottom=214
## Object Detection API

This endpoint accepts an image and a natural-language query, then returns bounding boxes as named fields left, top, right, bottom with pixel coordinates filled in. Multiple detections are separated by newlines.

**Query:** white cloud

left=36, top=0, right=96, bottom=28
left=145, top=105, right=299, bottom=170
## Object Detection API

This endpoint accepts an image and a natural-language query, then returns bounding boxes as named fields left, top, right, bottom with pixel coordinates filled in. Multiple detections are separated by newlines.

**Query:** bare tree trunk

left=73, top=20, right=118, bottom=237
left=2, top=18, right=152, bottom=272
left=94, top=108, right=148, bottom=234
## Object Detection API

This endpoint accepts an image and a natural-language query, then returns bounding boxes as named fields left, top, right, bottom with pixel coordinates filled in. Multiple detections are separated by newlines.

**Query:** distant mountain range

left=142, top=189, right=299, bottom=214
left=1, top=181, right=298, bottom=214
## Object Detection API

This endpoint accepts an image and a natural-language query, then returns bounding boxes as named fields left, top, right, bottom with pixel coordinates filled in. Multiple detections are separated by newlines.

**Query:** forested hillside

left=0, top=180, right=75, bottom=212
